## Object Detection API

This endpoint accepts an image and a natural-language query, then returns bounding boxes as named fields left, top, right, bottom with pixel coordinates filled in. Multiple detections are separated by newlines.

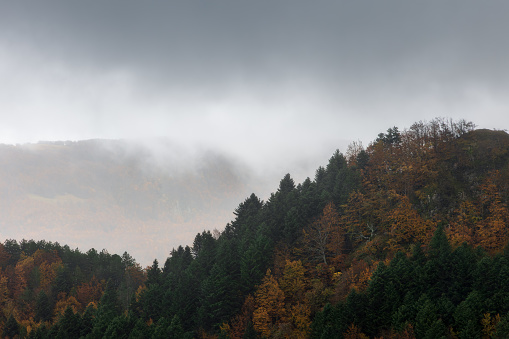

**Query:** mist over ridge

left=1, top=138, right=312, bottom=266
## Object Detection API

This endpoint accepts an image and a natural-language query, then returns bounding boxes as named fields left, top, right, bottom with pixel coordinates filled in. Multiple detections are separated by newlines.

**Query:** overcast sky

left=1, top=1, right=508, bottom=172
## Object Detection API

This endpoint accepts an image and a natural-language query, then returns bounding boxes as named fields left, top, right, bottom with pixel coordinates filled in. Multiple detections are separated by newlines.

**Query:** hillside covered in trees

left=1, top=118, right=509, bottom=338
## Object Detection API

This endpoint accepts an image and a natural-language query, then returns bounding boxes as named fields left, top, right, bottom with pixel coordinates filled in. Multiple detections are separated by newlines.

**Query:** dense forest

left=1, top=118, right=509, bottom=338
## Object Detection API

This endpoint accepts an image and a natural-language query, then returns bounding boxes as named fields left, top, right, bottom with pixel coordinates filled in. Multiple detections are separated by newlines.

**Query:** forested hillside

left=1, top=118, right=509, bottom=338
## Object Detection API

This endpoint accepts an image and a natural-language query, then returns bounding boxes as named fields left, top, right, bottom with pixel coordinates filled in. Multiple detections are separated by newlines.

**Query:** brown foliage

left=13, top=253, right=34, bottom=300
left=54, top=292, right=81, bottom=318
left=344, top=324, right=369, bottom=339
left=303, top=203, right=345, bottom=266
left=386, top=195, right=434, bottom=249
left=449, top=171, right=509, bottom=253
left=38, top=257, right=63, bottom=293
left=228, top=295, right=255, bottom=339
left=76, top=276, right=104, bottom=310
left=333, top=259, right=381, bottom=302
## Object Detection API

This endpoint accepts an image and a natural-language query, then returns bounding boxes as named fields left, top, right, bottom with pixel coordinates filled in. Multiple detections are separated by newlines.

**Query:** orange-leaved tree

left=449, top=171, right=509, bottom=253
left=76, top=276, right=104, bottom=310
left=303, top=202, right=345, bottom=266
left=476, top=173, right=509, bottom=253
left=386, top=194, right=434, bottom=252
left=252, top=269, right=285, bottom=337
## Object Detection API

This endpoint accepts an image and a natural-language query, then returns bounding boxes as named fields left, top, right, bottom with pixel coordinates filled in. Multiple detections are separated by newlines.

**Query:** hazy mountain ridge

left=0, top=139, right=262, bottom=264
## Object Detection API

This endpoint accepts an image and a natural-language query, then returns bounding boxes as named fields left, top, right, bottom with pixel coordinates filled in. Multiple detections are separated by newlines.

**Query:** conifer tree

left=2, top=314, right=20, bottom=339
left=34, top=290, right=52, bottom=323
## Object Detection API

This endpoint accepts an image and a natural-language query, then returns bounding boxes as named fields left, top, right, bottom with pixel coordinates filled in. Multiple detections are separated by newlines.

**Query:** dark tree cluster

left=312, top=227, right=509, bottom=338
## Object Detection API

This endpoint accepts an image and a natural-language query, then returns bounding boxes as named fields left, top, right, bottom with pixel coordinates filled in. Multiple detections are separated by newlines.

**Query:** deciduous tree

left=252, top=269, right=285, bottom=337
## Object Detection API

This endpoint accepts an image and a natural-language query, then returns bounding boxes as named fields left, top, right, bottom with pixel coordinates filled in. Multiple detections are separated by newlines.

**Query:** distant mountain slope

left=0, top=139, right=262, bottom=265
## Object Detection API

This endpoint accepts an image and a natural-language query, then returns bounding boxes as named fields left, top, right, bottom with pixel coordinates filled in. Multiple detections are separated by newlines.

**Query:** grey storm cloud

left=0, top=0, right=508, bottom=165
left=3, top=1, right=509, bottom=83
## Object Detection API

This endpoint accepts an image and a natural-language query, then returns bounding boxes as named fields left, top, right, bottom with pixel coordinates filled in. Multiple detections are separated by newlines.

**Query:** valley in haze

left=0, top=139, right=288, bottom=266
